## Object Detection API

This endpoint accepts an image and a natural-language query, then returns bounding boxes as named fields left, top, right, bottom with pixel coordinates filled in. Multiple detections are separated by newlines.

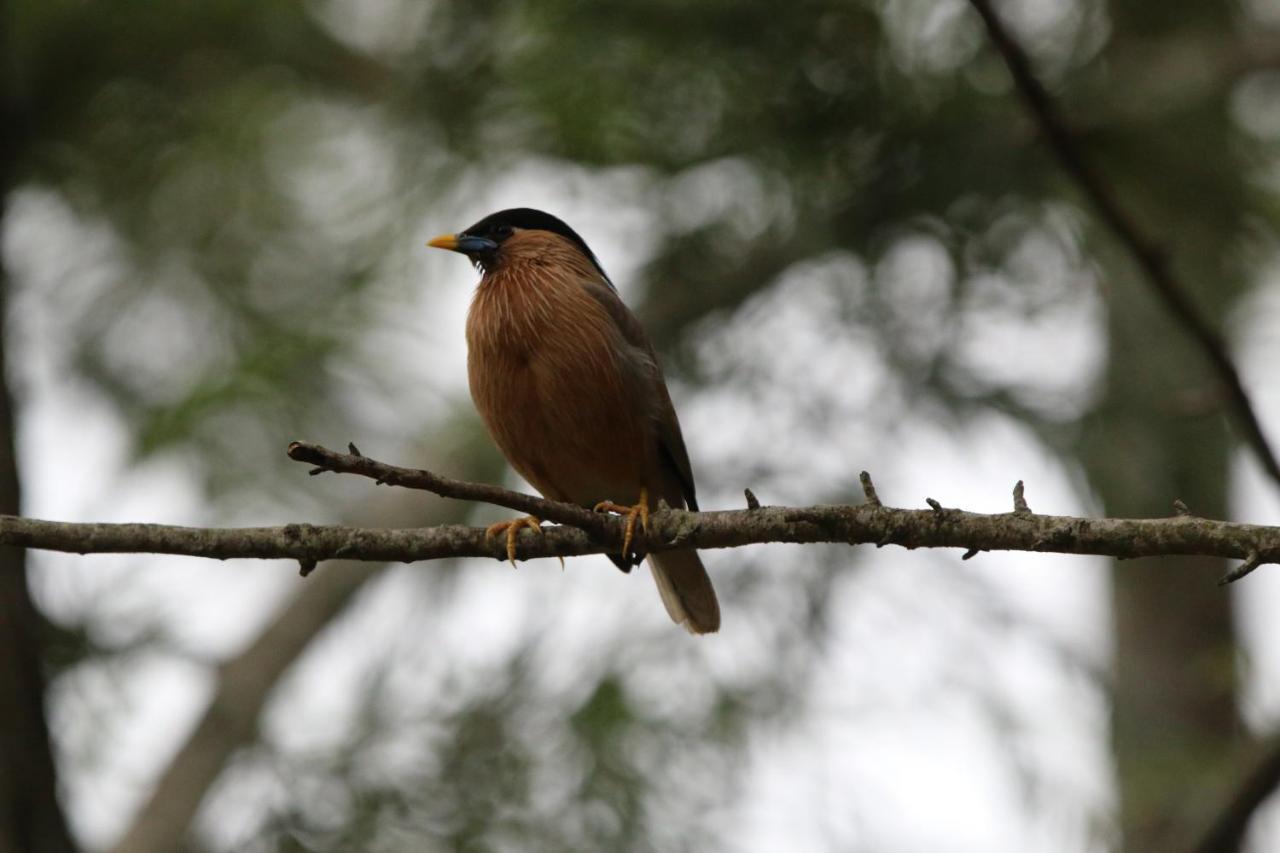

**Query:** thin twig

left=1219, top=550, right=1262, bottom=586
left=966, top=0, right=1280, bottom=491
left=1013, top=480, right=1032, bottom=515
left=860, top=471, right=883, bottom=508
left=287, top=441, right=611, bottom=537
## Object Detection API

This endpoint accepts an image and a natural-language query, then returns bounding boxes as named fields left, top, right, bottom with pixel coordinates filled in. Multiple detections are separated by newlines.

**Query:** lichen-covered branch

left=3, top=444, right=1278, bottom=581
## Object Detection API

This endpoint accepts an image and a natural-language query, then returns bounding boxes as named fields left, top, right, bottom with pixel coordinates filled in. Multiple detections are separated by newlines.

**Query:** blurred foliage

left=7, top=0, right=1280, bottom=850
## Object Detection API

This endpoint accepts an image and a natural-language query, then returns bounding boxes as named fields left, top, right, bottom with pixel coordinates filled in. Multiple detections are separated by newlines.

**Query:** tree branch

left=2, top=447, right=1279, bottom=580
left=107, top=562, right=382, bottom=853
left=1191, top=736, right=1280, bottom=853
left=966, top=0, right=1280, bottom=492
left=107, top=442, right=502, bottom=853
left=286, top=441, right=611, bottom=536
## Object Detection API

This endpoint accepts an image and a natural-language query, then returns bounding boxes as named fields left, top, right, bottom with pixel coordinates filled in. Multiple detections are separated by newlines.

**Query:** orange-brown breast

left=465, top=232, right=654, bottom=506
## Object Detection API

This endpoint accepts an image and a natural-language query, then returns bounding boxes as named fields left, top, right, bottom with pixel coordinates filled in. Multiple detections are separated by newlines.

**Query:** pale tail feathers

left=648, top=551, right=720, bottom=634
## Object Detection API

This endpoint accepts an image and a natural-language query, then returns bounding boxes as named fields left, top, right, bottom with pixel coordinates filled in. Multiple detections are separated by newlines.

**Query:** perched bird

left=428, top=208, right=720, bottom=634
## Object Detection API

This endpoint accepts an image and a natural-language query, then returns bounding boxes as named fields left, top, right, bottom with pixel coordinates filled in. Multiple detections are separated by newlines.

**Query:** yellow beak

left=427, top=233, right=459, bottom=251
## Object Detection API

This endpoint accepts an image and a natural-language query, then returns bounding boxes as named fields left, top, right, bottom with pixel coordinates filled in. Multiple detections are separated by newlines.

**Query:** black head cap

left=462, top=208, right=610, bottom=281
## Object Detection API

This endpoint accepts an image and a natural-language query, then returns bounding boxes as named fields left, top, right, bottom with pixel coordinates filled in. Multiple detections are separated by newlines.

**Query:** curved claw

left=593, top=487, right=650, bottom=559
left=485, top=516, right=546, bottom=568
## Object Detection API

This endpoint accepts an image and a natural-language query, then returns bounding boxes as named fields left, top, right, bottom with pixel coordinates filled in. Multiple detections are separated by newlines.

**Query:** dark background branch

left=1191, top=736, right=1280, bottom=853
left=107, top=443, right=508, bottom=853
left=966, top=0, right=1280, bottom=492
left=107, top=561, right=383, bottom=853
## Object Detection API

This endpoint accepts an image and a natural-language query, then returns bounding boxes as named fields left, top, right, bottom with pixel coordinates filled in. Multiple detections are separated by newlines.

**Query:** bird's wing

left=582, top=279, right=700, bottom=512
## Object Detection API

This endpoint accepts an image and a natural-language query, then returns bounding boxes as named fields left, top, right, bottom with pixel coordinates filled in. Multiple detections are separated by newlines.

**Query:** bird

left=428, top=208, right=721, bottom=634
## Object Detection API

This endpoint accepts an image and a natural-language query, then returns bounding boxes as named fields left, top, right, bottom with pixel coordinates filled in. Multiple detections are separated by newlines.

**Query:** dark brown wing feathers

left=579, top=280, right=699, bottom=511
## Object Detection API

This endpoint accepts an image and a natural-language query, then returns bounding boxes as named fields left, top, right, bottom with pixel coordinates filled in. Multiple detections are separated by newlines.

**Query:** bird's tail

left=648, top=551, right=720, bottom=634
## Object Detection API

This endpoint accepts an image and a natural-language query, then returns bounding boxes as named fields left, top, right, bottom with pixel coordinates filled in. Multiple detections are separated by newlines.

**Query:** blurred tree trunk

left=1077, top=10, right=1253, bottom=846
left=0, top=18, right=77, bottom=850
left=1084, top=262, right=1240, bottom=851
left=0, top=264, right=75, bottom=853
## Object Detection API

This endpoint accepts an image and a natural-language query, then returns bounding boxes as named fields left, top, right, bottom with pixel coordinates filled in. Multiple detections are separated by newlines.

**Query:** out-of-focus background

left=5, top=1, right=1280, bottom=851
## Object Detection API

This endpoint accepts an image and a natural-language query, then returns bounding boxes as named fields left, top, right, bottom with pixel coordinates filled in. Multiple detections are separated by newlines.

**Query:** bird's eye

left=492, top=224, right=514, bottom=239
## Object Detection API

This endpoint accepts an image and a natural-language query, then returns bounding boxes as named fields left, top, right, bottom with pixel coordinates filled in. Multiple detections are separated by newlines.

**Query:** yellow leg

left=593, top=487, right=650, bottom=558
left=485, top=516, right=560, bottom=568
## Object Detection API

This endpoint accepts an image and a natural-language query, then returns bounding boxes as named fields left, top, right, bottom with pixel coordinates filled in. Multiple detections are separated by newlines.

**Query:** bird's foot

left=593, top=488, right=649, bottom=559
left=485, top=516, right=560, bottom=569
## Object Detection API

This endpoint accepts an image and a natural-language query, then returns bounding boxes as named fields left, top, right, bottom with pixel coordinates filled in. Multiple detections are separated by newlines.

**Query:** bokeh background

left=5, top=1, right=1280, bottom=851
